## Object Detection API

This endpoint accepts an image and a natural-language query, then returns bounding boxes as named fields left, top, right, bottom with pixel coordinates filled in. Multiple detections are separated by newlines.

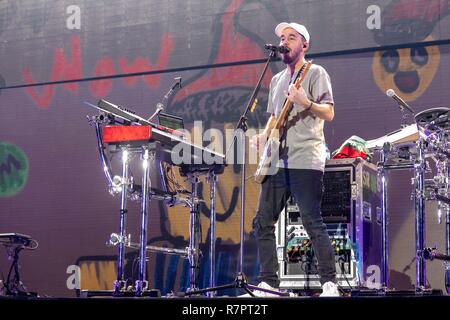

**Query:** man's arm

left=250, top=114, right=277, bottom=151
left=306, top=101, right=334, bottom=121
left=285, top=85, right=334, bottom=121
left=262, top=114, right=277, bottom=136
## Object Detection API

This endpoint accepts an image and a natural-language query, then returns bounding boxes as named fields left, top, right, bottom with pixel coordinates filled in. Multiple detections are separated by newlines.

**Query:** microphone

left=174, top=76, right=182, bottom=87
left=147, top=76, right=182, bottom=121
left=386, top=89, right=415, bottom=114
left=164, top=76, right=182, bottom=100
left=264, top=44, right=290, bottom=53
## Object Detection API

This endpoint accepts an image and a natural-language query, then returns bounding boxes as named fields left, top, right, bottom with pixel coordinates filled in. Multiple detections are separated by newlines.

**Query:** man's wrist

left=305, top=100, right=314, bottom=111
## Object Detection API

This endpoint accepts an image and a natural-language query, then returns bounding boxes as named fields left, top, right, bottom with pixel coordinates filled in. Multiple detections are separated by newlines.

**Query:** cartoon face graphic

left=372, top=36, right=440, bottom=101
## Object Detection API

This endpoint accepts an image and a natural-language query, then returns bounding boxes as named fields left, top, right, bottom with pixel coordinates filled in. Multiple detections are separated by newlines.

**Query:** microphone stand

left=147, top=77, right=182, bottom=121
left=399, top=106, right=409, bottom=129
left=184, top=49, right=289, bottom=297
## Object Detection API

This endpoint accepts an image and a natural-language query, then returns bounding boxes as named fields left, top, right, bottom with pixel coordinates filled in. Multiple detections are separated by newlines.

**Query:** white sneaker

left=320, top=281, right=340, bottom=297
left=238, top=282, right=295, bottom=298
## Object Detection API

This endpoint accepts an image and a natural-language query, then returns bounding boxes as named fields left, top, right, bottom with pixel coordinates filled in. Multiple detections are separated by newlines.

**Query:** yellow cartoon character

left=372, top=36, right=440, bottom=102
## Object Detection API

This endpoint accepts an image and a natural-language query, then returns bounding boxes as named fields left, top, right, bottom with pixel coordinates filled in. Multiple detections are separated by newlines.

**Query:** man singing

left=250, top=22, right=339, bottom=297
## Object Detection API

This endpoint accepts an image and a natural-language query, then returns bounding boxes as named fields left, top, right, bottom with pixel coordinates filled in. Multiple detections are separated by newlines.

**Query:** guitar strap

left=289, top=65, right=304, bottom=85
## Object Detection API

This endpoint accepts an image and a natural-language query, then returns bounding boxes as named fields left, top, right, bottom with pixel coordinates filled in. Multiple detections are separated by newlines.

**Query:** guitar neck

left=273, top=61, right=312, bottom=130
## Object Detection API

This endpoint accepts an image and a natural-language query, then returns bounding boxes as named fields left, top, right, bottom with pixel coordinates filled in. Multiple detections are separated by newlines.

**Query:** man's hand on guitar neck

left=285, top=84, right=335, bottom=121
left=285, top=83, right=310, bottom=109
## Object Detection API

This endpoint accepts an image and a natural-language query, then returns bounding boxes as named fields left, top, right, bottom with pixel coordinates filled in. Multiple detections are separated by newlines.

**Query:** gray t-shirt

left=266, top=63, right=334, bottom=171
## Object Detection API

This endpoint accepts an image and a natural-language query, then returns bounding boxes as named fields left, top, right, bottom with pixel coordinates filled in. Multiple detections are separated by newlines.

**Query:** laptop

left=157, top=112, right=184, bottom=130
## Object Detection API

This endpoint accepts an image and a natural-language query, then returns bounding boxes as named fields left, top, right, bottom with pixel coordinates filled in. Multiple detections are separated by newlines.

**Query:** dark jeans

left=252, top=168, right=336, bottom=287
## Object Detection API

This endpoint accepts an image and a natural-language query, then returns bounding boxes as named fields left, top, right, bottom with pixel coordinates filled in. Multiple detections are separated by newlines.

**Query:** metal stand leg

left=5, top=247, right=26, bottom=296
left=114, top=149, right=129, bottom=295
left=207, top=171, right=217, bottom=297
left=187, top=173, right=201, bottom=292
left=414, top=141, right=427, bottom=291
left=379, top=146, right=389, bottom=289
left=135, top=148, right=151, bottom=296
left=446, top=164, right=450, bottom=258
left=447, top=210, right=450, bottom=257
left=238, top=129, right=246, bottom=274
left=445, top=163, right=450, bottom=294
left=445, top=194, right=450, bottom=294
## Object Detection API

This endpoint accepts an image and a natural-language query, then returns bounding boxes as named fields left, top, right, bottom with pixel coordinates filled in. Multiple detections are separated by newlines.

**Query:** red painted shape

left=175, top=0, right=271, bottom=101
left=102, top=125, right=152, bottom=143
left=22, top=35, right=82, bottom=109
left=90, top=58, right=115, bottom=97
left=22, top=33, right=175, bottom=108
left=119, top=57, right=149, bottom=87
left=119, top=33, right=175, bottom=88
left=387, top=0, right=449, bottom=24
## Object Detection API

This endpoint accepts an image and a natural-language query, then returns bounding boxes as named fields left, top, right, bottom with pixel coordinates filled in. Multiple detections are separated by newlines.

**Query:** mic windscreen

left=386, top=89, right=395, bottom=97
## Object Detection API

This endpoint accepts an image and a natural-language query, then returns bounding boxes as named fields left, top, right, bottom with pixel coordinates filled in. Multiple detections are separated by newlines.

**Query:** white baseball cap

left=275, top=22, right=310, bottom=43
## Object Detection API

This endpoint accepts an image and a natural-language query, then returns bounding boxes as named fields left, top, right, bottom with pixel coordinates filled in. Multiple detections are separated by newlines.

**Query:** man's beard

left=282, top=50, right=300, bottom=65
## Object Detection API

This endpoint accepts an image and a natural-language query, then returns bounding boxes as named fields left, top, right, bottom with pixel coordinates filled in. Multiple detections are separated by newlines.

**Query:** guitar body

left=254, top=60, right=312, bottom=184
left=254, top=137, right=280, bottom=184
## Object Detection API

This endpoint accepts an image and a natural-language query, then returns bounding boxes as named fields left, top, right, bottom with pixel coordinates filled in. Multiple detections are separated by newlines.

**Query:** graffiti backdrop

left=1, top=0, right=450, bottom=297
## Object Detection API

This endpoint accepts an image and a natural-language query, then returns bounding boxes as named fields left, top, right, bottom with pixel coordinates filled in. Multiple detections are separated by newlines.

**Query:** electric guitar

left=254, top=60, right=312, bottom=184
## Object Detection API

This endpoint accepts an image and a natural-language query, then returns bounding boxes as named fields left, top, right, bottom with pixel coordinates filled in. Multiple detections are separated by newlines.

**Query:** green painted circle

left=0, top=142, right=29, bottom=197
